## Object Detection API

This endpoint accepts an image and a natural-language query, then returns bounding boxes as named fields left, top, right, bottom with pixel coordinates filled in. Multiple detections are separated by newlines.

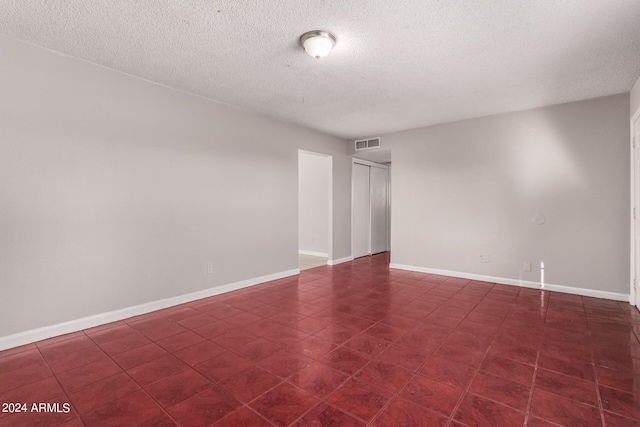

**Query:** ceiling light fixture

left=299, top=30, right=336, bottom=59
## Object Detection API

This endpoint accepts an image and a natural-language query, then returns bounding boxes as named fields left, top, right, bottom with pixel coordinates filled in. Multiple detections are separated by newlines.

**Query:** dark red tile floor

left=2, top=252, right=640, bottom=426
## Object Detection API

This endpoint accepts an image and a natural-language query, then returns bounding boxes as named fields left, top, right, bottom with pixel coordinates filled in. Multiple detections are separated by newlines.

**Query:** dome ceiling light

left=299, top=30, right=336, bottom=59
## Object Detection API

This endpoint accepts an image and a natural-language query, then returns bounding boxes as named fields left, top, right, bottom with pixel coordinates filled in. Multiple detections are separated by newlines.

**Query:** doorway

left=352, top=158, right=390, bottom=259
left=298, top=150, right=332, bottom=270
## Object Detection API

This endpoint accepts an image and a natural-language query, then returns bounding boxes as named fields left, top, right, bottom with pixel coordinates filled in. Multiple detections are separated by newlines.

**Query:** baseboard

left=542, top=282, right=628, bottom=302
left=389, top=263, right=629, bottom=302
left=0, top=268, right=300, bottom=351
left=298, top=250, right=329, bottom=258
left=328, top=256, right=354, bottom=266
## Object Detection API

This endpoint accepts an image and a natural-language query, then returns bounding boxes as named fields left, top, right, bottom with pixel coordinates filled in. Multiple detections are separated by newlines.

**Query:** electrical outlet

left=524, top=262, right=532, bottom=272
left=207, top=264, right=213, bottom=274
left=479, top=254, right=490, bottom=263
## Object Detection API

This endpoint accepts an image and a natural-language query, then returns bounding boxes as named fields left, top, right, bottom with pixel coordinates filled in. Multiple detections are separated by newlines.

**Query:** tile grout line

left=366, top=279, right=477, bottom=426
left=590, top=300, right=639, bottom=427
left=592, top=325, right=607, bottom=427
left=35, top=341, right=87, bottom=426
left=521, top=291, right=550, bottom=427
left=413, top=280, right=495, bottom=427
left=284, top=276, right=417, bottom=426
left=215, top=278, right=380, bottom=427
left=301, top=312, right=412, bottom=426
left=85, top=311, right=285, bottom=426
left=444, top=287, right=529, bottom=427
left=79, top=330, right=177, bottom=426
left=291, top=277, right=465, bottom=426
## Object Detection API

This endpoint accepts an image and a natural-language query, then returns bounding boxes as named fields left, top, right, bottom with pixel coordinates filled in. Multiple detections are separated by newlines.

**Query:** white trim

left=299, top=149, right=331, bottom=158
left=387, top=164, right=391, bottom=252
left=328, top=256, right=354, bottom=266
left=352, top=157, right=388, bottom=169
left=632, top=103, right=640, bottom=124
left=632, top=111, right=640, bottom=307
left=389, top=263, right=629, bottom=302
left=0, top=269, right=299, bottom=351
left=298, top=250, right=329, bottom=257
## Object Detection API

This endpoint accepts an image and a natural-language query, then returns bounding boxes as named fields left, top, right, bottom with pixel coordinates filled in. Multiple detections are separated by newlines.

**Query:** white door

left=370, top=166, right=388, bottom=254
left=635, top=117, right=640, bottom=307
left=353, top=163, right=371, bottom=258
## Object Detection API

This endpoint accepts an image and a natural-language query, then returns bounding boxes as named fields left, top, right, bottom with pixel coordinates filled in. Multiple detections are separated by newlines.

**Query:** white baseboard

left=0, top=268, right=300, bottom=352
left=298, top=250, right=329, bottom=258
left=389, top=263, right=629, bottom=302
left=328, top=256, right=354, bottom=266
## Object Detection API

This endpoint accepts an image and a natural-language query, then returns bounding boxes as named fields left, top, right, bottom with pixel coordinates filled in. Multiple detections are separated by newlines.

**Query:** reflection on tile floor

left=1, top=252, right=640, bottom=426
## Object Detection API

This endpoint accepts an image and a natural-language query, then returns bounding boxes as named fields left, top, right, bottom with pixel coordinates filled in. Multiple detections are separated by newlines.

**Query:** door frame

left=631, top=109, right=640, bottom=306
left=351, top=157, right=390, bottom=259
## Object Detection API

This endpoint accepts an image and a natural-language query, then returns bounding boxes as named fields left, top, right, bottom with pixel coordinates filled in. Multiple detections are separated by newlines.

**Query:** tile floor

left=1, top=253, right=640, bottom=426
left=298, top=254, right=328, bottom=271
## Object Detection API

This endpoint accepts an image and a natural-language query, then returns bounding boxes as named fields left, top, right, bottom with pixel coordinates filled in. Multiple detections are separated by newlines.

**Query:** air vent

left=367, top=138, right=380, bottom=148
left=354, top=137, right=381, bottom=150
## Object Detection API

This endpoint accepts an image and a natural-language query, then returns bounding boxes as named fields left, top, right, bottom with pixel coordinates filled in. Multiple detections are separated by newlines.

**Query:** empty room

left=2, top=1, right=640, bottom=426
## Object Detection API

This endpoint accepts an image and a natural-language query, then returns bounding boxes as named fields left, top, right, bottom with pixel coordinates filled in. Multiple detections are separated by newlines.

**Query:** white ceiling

left=1, top=1, right=640, bottom=139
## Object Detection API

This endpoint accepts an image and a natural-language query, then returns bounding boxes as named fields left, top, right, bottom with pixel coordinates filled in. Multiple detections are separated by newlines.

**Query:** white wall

left=632, top=75, right=640, bottom=118
left=298, top=152, right=330, bottom=256
left=0, top=36, right=351, bottom=342
left=350, top=94, right=630, bottom=296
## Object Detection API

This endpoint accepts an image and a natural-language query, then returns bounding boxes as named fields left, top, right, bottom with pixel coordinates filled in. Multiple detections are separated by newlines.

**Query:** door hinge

left=634, top=136, right=637, bottom=149
left=635, top=208, right=637, bottom=220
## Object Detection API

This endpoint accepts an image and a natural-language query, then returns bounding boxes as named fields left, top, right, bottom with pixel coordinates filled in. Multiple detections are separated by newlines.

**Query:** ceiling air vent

left=355, top=137, right=381, bottom=150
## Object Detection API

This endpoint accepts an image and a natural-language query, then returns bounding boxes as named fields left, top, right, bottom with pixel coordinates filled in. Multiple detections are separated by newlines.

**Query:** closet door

left=370, top=166, right=388, bottom=254
left=352, top=163, right=371, bottom=258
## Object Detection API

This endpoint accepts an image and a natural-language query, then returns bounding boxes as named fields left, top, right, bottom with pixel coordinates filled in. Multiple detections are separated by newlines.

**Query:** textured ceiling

left=1, top=1, right=640, bottom=139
